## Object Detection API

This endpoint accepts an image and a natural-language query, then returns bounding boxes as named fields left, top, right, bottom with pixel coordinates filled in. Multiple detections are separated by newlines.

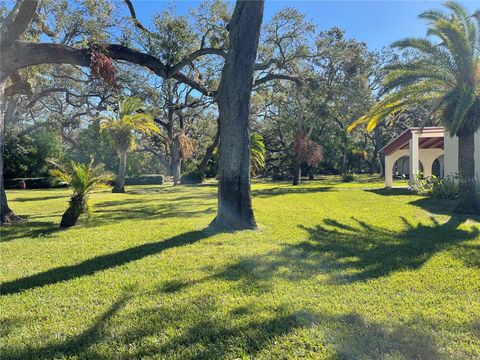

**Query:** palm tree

left=99, top=97, right=159, bottom=193
left=49, top=160, right=112, bottom=228
left=250, top=133, right=266, bottom=175
left=352, top=2, right=480, bottom=214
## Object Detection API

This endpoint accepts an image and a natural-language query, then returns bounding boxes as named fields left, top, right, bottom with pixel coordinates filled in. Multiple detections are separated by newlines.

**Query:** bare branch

left=123, top=0, right=154, bottom=35
left=254, top=73, right=302, bottom=87
left=1, top=0, right=40, bottom=46
left=168, top=48, right=227, bottom=76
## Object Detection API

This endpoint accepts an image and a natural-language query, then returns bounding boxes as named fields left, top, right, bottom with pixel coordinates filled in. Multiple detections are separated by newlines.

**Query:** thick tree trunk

left=454, top=131, right=479, bottom=215
left=198, top=125, right=220, bottom=176
left=173, top=159, right=181, bottom=186
left=341, top=152, right=348, bottom=175
left=171, top=127, right=182, bottom=186
left=292, top=161, right=301, bottom=186
left=0, top=79, right=20, bottom=225
left=211, top=0, right=264, bottom=230
left=113, top=150, right=127, bottom=193
left=379, top=153, right=385, bottom=177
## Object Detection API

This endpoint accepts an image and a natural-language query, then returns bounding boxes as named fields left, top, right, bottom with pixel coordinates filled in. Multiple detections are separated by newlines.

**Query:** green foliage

left=4, top=177, right=66, bottom=190
left=48, top=160, right=112, bottom=197
left=412, top=174, right=480, bottom=200
left=250, top=133, right=266, bottom=175
left=341, top=173, right=356, bottom=183
left=99, top=97, right=159, bottom=154
left=180, top=169, right=206, bottom=184
left=125, top=175, right=164, bottom=186
left=4, top=127, right=63, bottom=179
left=48, top=160, right=113, bottom=226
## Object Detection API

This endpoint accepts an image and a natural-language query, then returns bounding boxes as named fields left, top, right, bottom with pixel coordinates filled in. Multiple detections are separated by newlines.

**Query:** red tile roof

left=380, top=127, right=444, bottom=156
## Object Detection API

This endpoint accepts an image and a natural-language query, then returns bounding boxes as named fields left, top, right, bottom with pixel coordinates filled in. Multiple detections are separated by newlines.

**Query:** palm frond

left=355, top=1, right=479, bottom=136
left=250, top=133, right=266, bottom=174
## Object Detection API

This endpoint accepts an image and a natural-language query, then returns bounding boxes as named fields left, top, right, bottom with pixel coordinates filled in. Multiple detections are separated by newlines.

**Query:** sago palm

left=351, top=2, right=480, bottom=214
left=100, top=97, right=159, bottom=193
left=49, top=160, right=112, bottom=228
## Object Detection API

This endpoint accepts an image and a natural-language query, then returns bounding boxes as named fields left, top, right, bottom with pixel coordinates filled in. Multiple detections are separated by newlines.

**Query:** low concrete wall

left=444, top=130, right=480, bottom=179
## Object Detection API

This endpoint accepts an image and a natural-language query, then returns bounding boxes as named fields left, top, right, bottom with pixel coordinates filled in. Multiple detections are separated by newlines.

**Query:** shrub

left=48, top=160, right=112, bottom=227
left=180, top=170, right=205, bottom=184
left=411, top=175, right=460, bottom=200
left=4, top=177, right=68, bottom=189
left=125, top=175, right=164, bottom=186
left=271, top=173, right=292, bottom=181
left=341, top=173, right=356, bottom=183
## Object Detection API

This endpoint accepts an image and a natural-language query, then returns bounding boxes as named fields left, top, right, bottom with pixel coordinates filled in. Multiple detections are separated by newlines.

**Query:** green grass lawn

left=1, top=178, right=479, bottom=359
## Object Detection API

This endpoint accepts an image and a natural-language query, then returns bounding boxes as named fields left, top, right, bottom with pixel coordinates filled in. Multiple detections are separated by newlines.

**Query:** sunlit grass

left=1, top=177, right=479, bottom=359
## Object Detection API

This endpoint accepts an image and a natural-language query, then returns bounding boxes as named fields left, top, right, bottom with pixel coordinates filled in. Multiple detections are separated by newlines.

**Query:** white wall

left=444, top=130, right=480, bottom=179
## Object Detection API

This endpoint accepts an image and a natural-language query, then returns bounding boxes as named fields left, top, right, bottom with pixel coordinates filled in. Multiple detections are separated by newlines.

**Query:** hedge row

left=5, top=178, right=67, bottom=189
left=124, top=175, right=164, bottom=185
left=6, top=175, right=165, bottom=189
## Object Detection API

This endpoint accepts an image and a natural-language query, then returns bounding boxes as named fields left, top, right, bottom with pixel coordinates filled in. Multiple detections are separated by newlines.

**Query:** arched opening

left=432, top=155, right=444, bottom=178
left=393, top=156, right=424, bottom=179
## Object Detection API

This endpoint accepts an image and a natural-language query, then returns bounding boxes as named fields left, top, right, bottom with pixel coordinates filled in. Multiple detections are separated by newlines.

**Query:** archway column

left=384, top=149, right=409, bottom=188
left=385, top=155, right=394, bottom=187
left=409, top=132, right=419, bottom=186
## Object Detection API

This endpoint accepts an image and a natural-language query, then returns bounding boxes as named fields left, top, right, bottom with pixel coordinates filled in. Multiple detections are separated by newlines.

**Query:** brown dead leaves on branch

left=176, top=130, right=197, bottom=160
left=90, top=48, right=116, bottom=85
left=293, top=129, right=323, bottom=166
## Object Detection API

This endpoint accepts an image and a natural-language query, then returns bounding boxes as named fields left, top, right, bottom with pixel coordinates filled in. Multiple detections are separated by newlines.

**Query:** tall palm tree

left=100, top=97, right=159, bottom=193
left=49, top=160, right=112, bottom=228
left=352, top=2, right=480, bottom=214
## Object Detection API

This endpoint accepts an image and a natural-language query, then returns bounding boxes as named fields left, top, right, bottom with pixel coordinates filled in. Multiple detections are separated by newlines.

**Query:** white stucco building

left=443, top=131, right=480, bottom=180
left=380, top=126, right=480, bottom=187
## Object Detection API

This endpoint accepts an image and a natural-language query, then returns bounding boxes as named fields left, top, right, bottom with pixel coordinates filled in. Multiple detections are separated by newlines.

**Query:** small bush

left=271, top=173, right=292, bottom=181
left=411, top=175, right=460, bottom=200
left=341, top=173, right=355, bottom=183
left=180, top=170, right=205, bottom=184
left=125, top=174, right=164, bottom=186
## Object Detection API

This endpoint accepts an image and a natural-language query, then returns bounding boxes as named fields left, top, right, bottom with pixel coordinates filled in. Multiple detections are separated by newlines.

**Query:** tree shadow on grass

left=88, top=296, right=442, bottom=359
left=367, top=188, right=415, bottom=196
left=0, top=229, right=214, bottom=296
left=91, top=204, right=216, bottom=225
left=252, top=186, right=334, bottom=198
left=298, top=216, right=479, bottom=282
left=409, top=197, right=462, bottom=217
left=0, top=220, right=60, bottom=242
left=12, top=194, right=68, bottom=202
left=201, top=216, right=479, bottom=293
left=1, top=289, right=133, bottom=360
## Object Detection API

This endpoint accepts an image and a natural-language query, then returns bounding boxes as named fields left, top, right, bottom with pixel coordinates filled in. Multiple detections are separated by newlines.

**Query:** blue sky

left=126, top=0, right=479, bottom=50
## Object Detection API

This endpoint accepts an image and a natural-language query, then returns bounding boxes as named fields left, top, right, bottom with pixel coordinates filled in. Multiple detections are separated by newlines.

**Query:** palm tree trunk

left=211, top=0, right=264, bottom=230
left=292, top=161, right=301, bottom=186
left=454, top=132, right=480, bottom=215
left=60, top=194, right=85, bottom=227
left=113, top=150, right=127, bottom=193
